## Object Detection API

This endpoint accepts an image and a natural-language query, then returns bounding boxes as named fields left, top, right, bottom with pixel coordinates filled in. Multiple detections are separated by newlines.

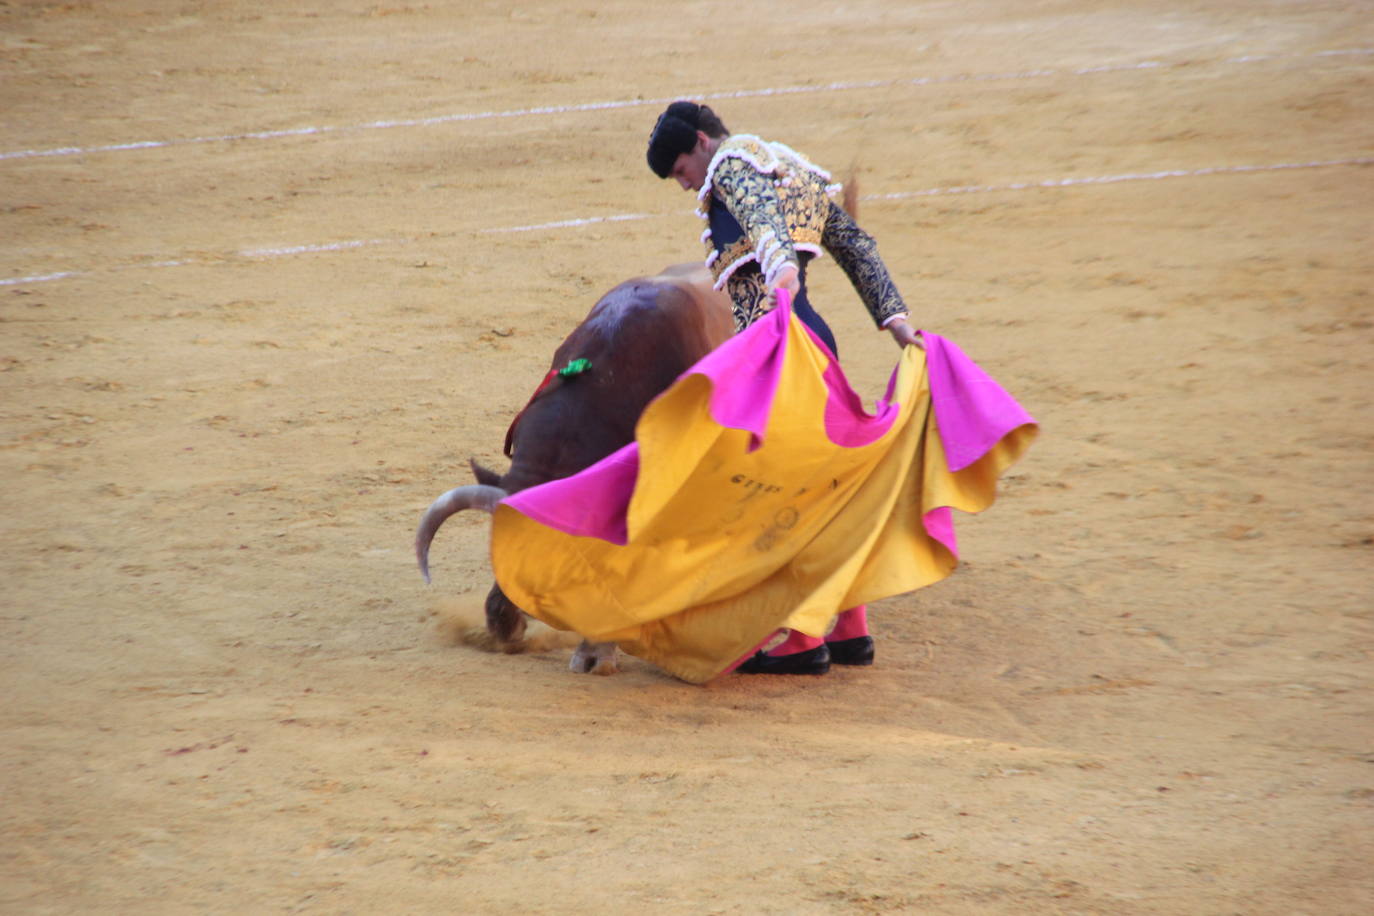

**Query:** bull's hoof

left=588, top=656, right=620, bottom=676
left=569, top=642, right=620, bottom=676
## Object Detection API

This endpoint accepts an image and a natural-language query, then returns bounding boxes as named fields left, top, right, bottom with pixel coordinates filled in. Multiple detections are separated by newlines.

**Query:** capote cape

left=490, top=296, right=1037, bottom=683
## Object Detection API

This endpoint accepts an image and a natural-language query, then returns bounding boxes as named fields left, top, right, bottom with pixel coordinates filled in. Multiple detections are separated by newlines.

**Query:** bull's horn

left=415, top=484, right=508, bottom=584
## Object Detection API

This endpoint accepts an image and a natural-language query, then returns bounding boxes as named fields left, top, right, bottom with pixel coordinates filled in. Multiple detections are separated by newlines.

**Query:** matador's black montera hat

left=647, top=101, right=704, bottom=178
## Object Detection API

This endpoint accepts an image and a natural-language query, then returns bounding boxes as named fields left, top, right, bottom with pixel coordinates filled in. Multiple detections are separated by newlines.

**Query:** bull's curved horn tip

left=416, top=536, right=433, bottom=584
left=414, top=483, right=507, bottom=585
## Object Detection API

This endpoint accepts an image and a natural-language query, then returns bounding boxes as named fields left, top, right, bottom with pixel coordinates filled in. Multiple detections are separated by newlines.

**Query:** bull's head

left=414, top=460, right=526, bottom=643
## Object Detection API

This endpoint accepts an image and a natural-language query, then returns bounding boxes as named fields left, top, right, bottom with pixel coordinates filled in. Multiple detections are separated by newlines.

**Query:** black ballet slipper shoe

left=736, top=644, right=831, bottom=675
left=825, top=636, right=875, bottom=666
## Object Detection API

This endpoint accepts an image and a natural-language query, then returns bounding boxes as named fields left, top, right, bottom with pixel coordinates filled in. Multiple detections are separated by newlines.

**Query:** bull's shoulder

left=647, top=262, right=713, bottom=289
left=573, top=265, right=730, bottom=349
left=644, top=263, right=732, bottom=343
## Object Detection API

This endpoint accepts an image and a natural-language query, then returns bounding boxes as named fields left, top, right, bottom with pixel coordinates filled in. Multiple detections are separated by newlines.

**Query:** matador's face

left=669, top=134, right=713, bottom=192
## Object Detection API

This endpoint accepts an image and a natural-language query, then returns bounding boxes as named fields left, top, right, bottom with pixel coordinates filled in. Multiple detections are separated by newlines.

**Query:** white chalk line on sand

left=482, top=157, right=1374, bottom=232
left=0, top=241, right=394, bottom=288
left=482, top=213, right=655, bottom=234
left=865, top=157, right=1374, bottom=200
left=237, top=239, right=393, bottom=258
left=4, top=156, right=1369, bottom=288
left=2, top=48, right=1370, bottom=163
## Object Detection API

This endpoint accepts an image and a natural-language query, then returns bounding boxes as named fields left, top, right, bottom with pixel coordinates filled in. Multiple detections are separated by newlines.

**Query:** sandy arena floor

left=3, top=1, right=1372, bottom=912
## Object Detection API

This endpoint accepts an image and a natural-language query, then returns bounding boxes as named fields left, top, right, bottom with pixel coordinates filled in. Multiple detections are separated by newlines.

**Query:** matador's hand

left=767, top=263, right=801, bottom=306
left=886, top=316, right=924, bottom=350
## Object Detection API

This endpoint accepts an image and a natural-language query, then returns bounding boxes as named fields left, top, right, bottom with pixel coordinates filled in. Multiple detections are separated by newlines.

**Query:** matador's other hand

left=768, top=264, right=801, bottom=304
left=886, top=316, right=924, bottom=350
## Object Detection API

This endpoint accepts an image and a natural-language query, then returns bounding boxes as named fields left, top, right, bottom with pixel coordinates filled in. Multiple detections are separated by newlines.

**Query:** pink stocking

left=767, top=629, right=824, bottom=657
left=827, top=605, right=869, bottom=642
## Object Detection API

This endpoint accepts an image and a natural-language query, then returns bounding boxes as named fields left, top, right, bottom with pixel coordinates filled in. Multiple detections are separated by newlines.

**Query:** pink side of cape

left=923, top=332, right=1036, bottom=472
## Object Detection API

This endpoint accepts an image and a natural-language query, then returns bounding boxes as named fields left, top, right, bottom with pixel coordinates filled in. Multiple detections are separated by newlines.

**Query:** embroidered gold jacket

left=696, top=134, right=909, bottom=332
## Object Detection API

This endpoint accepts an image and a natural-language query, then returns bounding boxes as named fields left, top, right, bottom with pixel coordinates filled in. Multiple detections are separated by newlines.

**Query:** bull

left=416, top=264, right=734, bottom=674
